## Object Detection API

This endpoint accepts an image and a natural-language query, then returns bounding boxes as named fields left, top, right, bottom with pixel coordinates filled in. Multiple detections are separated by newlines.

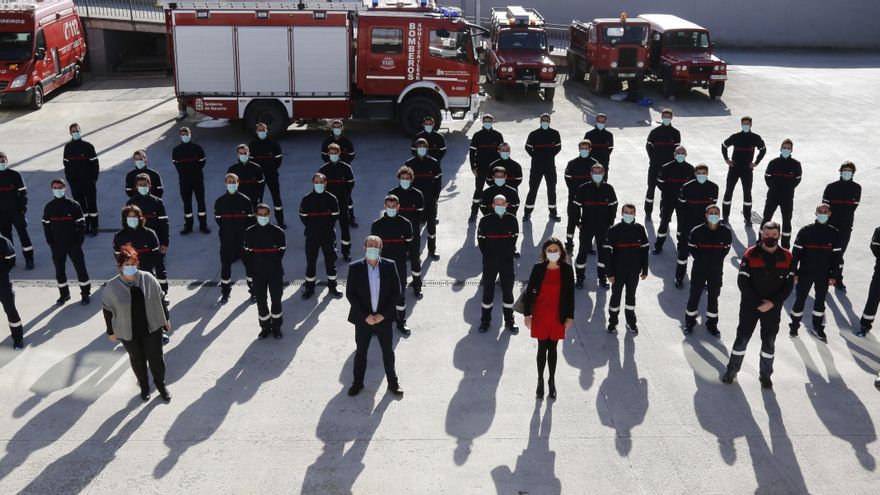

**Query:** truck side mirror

left=476, top=45, right=485, bottom=55
left=35, top=47, right=46, bottom=60
left=548, top=45, right=554, bottom=52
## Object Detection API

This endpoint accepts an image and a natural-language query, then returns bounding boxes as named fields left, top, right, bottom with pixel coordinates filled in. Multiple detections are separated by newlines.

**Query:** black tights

left=537, top=339, right=559, bottom=381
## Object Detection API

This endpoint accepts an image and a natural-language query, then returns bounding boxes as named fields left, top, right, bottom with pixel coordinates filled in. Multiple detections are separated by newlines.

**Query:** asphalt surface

left=0, top=50, right=879, bottom=494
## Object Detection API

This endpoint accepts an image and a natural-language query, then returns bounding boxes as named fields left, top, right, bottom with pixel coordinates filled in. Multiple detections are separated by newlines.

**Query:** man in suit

left=346, top=235, right=404, bottom=397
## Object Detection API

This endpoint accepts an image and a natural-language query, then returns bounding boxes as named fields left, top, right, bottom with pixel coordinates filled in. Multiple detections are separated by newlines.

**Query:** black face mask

left=763, top=238, right=778, bottom=247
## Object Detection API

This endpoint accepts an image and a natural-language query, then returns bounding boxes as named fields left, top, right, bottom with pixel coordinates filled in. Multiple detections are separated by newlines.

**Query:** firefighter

left=653, top=146, right=695, bottom=254
left=675, top=164, right=719, bottom=285
left=388, top=166, right=425, bottom=259
left=43, top=178, right=91, bottom=306
left=583, top=113, right=614, bottom=178
left=300, top=173, right=343, bottom=300
left=214, top=173, right=255, bottom=303
left=721, top=116, right=767, bottom=224
left=858, top=226, right=880, bottom=337
left=644, top=109, right=681, bottom=219
left=468, top=114, right=504, bottom=221
left=487, top=142, right=523, bottom=191
left=722, top=221, right=793, bottom=389
left=126, top=174, right=170, bottom=296
left=603, top=203, right=649, bottom=334
left=1, top=233, right=23, bottom=349
left=684, top=205, right=731, bottom=336
left=0, top=151, right=34, bottom=269
left=523, top=113, right=562, bottom=221
left=62, top=123, right=100, bottom=236
left=822, top=161, right=860, bottom=291
left=411, top=116, right=447, bottom=163
left=228, top=144, right=265, bottom=211
left=406, top=139, right=441, bottom=259
left=172, top=127, right=210, bottom=235
left=243, top=203, right=287, bottom=340
left=477, top=195, right=519, bottom=333
left=249, top=123, right=285, bottom=228
left=480, top=167, right=521, bottom=216
left=762, top=139, right=801, bottom=248
left=319, top=143, right=356, bottom=260
left=113, top=205, right=167, bottom=299
left=320, top=120, right=357, bottom=225
left=124, top=149, right=163, bottom=199
left=788, top=204, right=842, bottom=341
left=371, top=195, right=421, bottom=335
left=573, top=163, right=617, bottom=290
left=564, top=140, right=601, bottom=252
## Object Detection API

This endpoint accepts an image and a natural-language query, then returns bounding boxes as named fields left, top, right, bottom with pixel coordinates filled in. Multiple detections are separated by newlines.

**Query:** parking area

left=0, top=50, right=879, bottom=493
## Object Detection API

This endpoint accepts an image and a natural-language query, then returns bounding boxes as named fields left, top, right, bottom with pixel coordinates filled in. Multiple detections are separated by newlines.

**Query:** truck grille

left=0, top=81, right=8, bottom=91
left=618, top=48, right=637, bottom=68
left=516, top=68, right=539, bottom=80
left=689, top=65, right=713, bottom=76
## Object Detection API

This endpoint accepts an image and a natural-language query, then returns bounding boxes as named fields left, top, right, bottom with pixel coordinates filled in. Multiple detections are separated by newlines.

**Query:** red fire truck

left=484, top=6, right=557, bottom=101
left=567, top=13, right=650, bottom=94
left=163, top=0, right=484, bottom=136
left=0, top=0, right=86, bottom=109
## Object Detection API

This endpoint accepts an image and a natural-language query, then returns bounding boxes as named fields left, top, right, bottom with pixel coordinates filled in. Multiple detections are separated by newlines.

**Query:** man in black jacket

left=0, top=151, right=34, bottom=269
left=603, top=204, right=649, bottom=334
left=214, top=173, right=255, bottom=303
left=371, top=195, right=421, bottom=335
left=113, top=205, right=164, bottom=295
left=62, top=123, right=100, bottom=235
left=858, top=227, right=880, bottom=337
left=644, top=109, right=681, bottom=218
left=0, top=234, right=23, bottom=349
left=477, top=195, right=520, bottom=333
left=572, top=163, right=617, bottom=289
left=388, top=166, right=424, bottom=243
left=721, top=116, right=766, bottom=224
left=762, top=139, right=800, bottom=248
left=126, top=174, right=169, bottom=296
left=583, top=113, right=614, bottom=177
left=822, top=161, right=861, bottom=291
left=244, top=204, right=287, bottom=340
left=406, top=140, right=442, bottom=259
left=346, top=235, right=403, bottom=397
left=723, top=222, right=793, bottom=389
left=124, top=149, right=163, bottom=199
left=172, top=127, right=210, bottom=234
left=320, top=120, right=357, bottom=225
left=411, top=116, right=447, bottom=164
left=228, top=144, right=265, bottom=211
left=523, top=113, right=562, bottom=221
left=480, top=167, right=520, bottom=216
left=469, top=114, right=504, bottom=221
left=319, top=143, right=356, bottom=259
left=43, top=179, right=90, bottom=305
left=300, top=173, right=343, bottom=299
left=653, top=146, right=695, bottom=254
left=684, top=205, right=731, bottom=335
left=249, top=123, right=285, bottom=228
left=564, top=140, right=602, bottom=252
left=675, top=164, right=719, bottom=284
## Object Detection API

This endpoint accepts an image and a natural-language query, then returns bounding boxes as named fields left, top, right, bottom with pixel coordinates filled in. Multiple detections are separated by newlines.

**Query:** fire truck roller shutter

left=238, top=27, right=291, bottom=95
left=174, top=26, right=236, bottom=95
left=292, top=27, right=349, bottom=96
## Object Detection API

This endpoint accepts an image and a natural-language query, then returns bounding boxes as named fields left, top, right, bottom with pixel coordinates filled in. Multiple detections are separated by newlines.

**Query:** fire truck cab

left=484, top=6, right=556, bottom=101
left=0, top=0, right=86, bottom=109
left=164, top=0, right=484, bottom=137
left=567, top=13, right=650, bottom=94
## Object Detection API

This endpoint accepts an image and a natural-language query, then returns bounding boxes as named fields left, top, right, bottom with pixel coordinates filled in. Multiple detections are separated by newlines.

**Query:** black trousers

left=860, top=268, right=880, bottom=329
left=139, top=254, right=168, bottom=294
left=836, top=227, right=853, bottom=282
left=264, top=172, right=284, bottom=225
left=353, top=321, right=397, bottom=388
left=422, top=201, right=438, bottom=254
left=675, top=222, right=698, bottom=280
left=790, top=276, right=829, bottom=325
left=0, top=213, right=33, bottom=262
left=722, top=168, right=754, bottom=220
left=727, top=303, right=781, bottom=377
left=305, top=235, right=337, bottom=288
left=762, top=193, right=794, bottom=247
left=253, top=270, right=283, bottom=330
left=389, top=255, right=409, bottom=323
left=524, top=164, right=558, bottom=215
left=68, top=177, right=98, bottom=229
left=481, top=259, right=515, bottom=323
left=220, top=244, right=251, bottom=295
left=0, top=276, right=22, bottom=342
left=575, top=225, right=607, bottom=280
left=644, top=162, right=662, bottom=215
left=51, top=242, right=90, bottom=295
left=336, top=204, right=352, bottom=255
left=121, top=330, right=166, bottom=389
left=686, top=267, right=722, bottom=325
left=655, top=195, right=679, bottom=248
left=565, top=200, right=579, bottom=246
left=609, top=272, right=640, bottom=326
left=179, top=176, right=207, bottom=227
left=471, top=174, right=487, bottom=214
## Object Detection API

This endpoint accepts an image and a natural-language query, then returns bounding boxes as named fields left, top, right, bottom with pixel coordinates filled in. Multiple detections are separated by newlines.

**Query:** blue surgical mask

left=781, top=149, right=791, bottom=159
left=314, top=183, right=326, bottom=194
left=134, top=160, right=145, bottom=169
left=696, top=174, right=708, bottom=184
left=483, top=122, right=493, bottom=130
left=661, top=118, right=672, bottom=126
left=256, top=215, right=270, bottom=226
left=399, top=179, right=411, bottom=189
left=332, top=128, right=342, bottom=136
left=52, top=188, right=65, bottom=199
left=707, top=214, right=720, bottom=225
left=424, top=125, right=433, bottom=133
left=494, top=205, right=506, bottom=216
left=226, top=183, right=238, bottom=194
left=592, top=174, right=603, bottom=183
left=816, top=213, right=829, bottom=224
left=579, top=150, right=590, bottom=158
left=741, top=125, right=751, bottom=133
left=841, top=171, right=853, bottom=181
left=365, top=247, right=381, bottom=260
left=122, top=265, right=138, bottom=277
left=238, top=155, right=249, bottom=163
left=494, top=178, right=506, bottom=187
left=126, top=217, right=139, bottom=229
left=0, top=162, right=6, bottom=171
left=181, top=135, right=191, bottom=144
left=417, top=147, right=428, bottom=157
left=499, top=151, right=510, bottom=160
left=540, top=122, right=550, bottom=130
left=622, top=213, right=635, bottom=224
left=329, top=154, right=340, bottom=163
left=257, top=131, right=267, bottom=140
left=386, top=208, right=398, bottom=217
left=675, top=154, right=686, bottom=163
left=137, top=186, right=150, bottom=196
left=596, top=123, right=606, bottom=130
left=71, top=132, right=81, bottom=140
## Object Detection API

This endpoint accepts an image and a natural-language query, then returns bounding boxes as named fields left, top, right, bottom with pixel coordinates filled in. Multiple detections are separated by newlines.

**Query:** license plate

left=522, top=76, right=535, bottom=82
left=617, top=73, right=635, bottom=78
left=710, top=75, right=727, bottom=80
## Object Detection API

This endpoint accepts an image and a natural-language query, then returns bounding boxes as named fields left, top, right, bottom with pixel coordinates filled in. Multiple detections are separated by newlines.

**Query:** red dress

left=530, top=267, right=566, bottom=340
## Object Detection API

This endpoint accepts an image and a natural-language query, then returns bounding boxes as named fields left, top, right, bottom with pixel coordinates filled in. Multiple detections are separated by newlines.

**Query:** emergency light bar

left=506, top=6, right=529, bottom=25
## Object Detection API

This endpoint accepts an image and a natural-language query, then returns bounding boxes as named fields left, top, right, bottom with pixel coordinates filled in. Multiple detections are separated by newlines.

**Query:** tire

left=29, top=85, right=43, bottom=110
left=243, top=100, right=288, bottom=138
left=709, top=81, right=725, bottom=99
left=494, top=84, right=505, bottom=101
left=588, top=68, right=605, bottom=94
left=543, top=87, right=555, bottom=101
left=568, top=54, right=584, bottom=81
left=662, top=74, right=678, bottom=99
left=70, top=64, right=83, bottom=88
left=398, top=95, right=441, bottom=136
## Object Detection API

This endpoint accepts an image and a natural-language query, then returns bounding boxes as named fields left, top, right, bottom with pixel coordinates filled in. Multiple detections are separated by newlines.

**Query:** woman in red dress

left=523, top=237, right=575, bottom=399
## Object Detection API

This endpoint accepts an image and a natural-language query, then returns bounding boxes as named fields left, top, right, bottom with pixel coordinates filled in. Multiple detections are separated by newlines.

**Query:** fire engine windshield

left=497, top=31, right=547, bottom=51
left=430, top=29, right=473, bottom=63
left=0, top=32, right=33, bottom=60
left=601, top=25, right=648, bottom=46
left=665, top=31, right=710, bottom=50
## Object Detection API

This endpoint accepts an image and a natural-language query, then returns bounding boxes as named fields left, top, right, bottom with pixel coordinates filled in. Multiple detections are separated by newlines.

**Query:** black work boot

left=479, top=308, right=491, bottom=332
left=811, top=317, right=827, bottom=342
left=24, top=249, right=34, bottom=270
left=789, top=315, right=801, bottom=337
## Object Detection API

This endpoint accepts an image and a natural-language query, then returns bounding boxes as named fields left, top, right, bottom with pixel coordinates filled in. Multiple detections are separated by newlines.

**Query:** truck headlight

left=681, top=65, right=688, bottom=71
left=714, top=65, right=720, bottom=71
left=675, top=65, right=681, bottom=71
left=9, top=75, right=27, bottom=89
left=610, top=61, right=618, bottom=68
left=637, top=61, right=645, bottom=68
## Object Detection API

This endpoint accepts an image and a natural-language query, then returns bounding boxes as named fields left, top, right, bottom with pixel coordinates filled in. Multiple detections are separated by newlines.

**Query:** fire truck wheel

left=568, top=55, right=584, bottom=81
left=398, top=96, right=441, bottom=136
left=543, top=87, right=555, bottom=101
left=709, top=81, right=725, bottom=99
left=494, top=84, right=506, bottom=101
left=30, top=85, right=43, bottom=110
left=662, top=73, right=679, bottom=99
left=588, top=68, right=605, bottom=94
left=244, top=101, right=288, bottom=138
left=70, top=64, right=83, bottom=88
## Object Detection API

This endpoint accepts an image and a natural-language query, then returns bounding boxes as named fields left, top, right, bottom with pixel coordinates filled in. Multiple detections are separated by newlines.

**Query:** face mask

left=126, top=217, right=139, bottom=229
left=661, top=118, right=672, bottom=126
left=134, top=160, right=145, bottom=169
left=0, top=162, right=7, bottom=171
left=332, top=128, right=342, bottom=136
left=499, top=151, right=510, bottom=160
left=122, top=265, right=138, bottom=277
left=579, top=150, right=590, bottom=158
left=763, top=237, right=778, bottom=248
left=256, top=216, right=270, bottom=226
left=841, top=171, right=853, bottom=181
left=399, top=179, right=411, bottom=190
left=483, top=122, right=493, bottom=130
left=546, top=252, right=561, bottom=262
left=257, top=131, right=267, bottom=140
left=780, top=149, right=791, bottom=159
left=622, top=213, right=635, bottom=224
left=181, top=135, right=191, bottom=144
left=424, top=125, right=433, bottom=133
left=592, top=174, right=603, bottom=184
left=71, top=132, right=81, bottom=140
left=365, top=247, right=381, bottom=260
left=52, top=188, right=65, bottom=199
left=494, top=205, right=506, bottom=216
left=329, top=154, right=340, bottom=163
left=314, top=183, right=325, bottom=194
left=417, top=147, right=428, bottom=157
left=596, top=123, right=606, bottom=130
left=238, top=155, right=250, bottom=164
left=226, top=183, right=238, bottom=194
left=741, top=125, right=751, bottom=133
left=707, top=214, right=720, bottom=225
left=675, top=154, right=686, bottom=163
left=540, top=122, right=550, bottom=130
left=137, top=186, right=150, bottom=196
left=816, top=213, right=829, bottom=224
left=696, top=174, right=708, bottom=184
left=386, top=208, right=398, bottom=218
left=493, top=178, right=506, bottom=187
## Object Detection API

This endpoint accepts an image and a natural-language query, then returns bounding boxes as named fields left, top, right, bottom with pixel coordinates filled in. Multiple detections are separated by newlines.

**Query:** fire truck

left=163, top=0, right=484, bottom=137
left=566, top=13, right=650, bottom=94
left=484, top=6, right=556, bottom=101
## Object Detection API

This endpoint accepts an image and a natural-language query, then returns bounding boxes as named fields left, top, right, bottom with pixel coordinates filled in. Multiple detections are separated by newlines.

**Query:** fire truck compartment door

left=174, top=26, right=236, bottom=95
left=237, top=27, right=290, bottom=95
left=292, top=27, right=349, bottom=96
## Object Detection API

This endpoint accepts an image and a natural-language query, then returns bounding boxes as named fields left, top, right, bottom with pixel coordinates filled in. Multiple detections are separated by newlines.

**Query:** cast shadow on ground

left=491, top=400, right=561, bottom=495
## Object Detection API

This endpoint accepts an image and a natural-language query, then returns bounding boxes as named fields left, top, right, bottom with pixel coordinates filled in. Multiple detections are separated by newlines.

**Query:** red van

left=0, top=0, right=86, bottom=109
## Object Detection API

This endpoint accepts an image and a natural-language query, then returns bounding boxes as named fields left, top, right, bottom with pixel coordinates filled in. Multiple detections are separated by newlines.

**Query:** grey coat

left=102, top=271, right=168, bottom=341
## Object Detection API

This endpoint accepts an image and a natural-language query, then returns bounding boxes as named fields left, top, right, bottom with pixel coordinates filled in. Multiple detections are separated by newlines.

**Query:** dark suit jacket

left=522, top=262, right=575, bottom=323
left=346, top=258, right=401, bottom=325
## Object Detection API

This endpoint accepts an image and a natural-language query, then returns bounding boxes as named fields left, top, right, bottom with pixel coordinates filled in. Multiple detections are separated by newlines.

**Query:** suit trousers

left=353, top=321, right=397, bottom=387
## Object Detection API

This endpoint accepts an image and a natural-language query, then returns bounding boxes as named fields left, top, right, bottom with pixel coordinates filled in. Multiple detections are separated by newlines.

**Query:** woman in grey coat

left=103, top=244, right=172, bottom=402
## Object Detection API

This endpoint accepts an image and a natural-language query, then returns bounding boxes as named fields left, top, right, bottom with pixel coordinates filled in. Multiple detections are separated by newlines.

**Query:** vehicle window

left=371, top=28, right=402, bottom=54
left=0, top=32, right=34, bottom=61
left=497, top=31, right=547, bottom=50
left=36, top=30, right=46, bottom=50
left=601, top=25, right=648, bottom=46
left=665, top=31, right=710, bottom=49
left=429, top=29, right=469, bottom=62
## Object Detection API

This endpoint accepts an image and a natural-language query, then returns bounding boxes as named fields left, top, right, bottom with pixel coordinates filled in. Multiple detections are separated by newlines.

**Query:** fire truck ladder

left=163, top=1, right=436, bottom=11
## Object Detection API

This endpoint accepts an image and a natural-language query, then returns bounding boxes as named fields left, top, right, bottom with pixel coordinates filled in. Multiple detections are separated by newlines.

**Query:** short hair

left=493, top=194, right=507, bottom=204
left=590, top=163, right=606, bottom=173
left=0, top=151, right=6, bottom=160
left=225, top=173, right=239, bottom=182
left=492, top=166, right=508, bottom=176
left=596, top=113, right=607, bottom=120
left=384, top=194, right=399, bottom=204
left=121, top=204, right=145, bottom=228
left=705, top=204, right=720, bottom=214
left=482, top=113, right=494, bottom=121
left=327, top=143, right=341, bottom=153
left=312, top=172, right=327, bottom=182
left=694, top=163, right=709, bottom=173
left=255, top=203, right=271, bottom=216
left=539, top=237, right=568, bottom=264
left=397, top=165, right=414, bottom=178
left=255, top=122, right=268, bottom=130
left=69, top=122, right=80, bottom=131
left=331, top=119, right=343, bottom=127
left=761, top=221, right=781, bottom=233
left=364, top=235, right=383, bottom=249
left=414, top=138, right=429, bottom=147
left=51, top=178, right=67, bottom=188
left=498, top=142, right=511, bottom=150
left=236, top=144, right=249, bottom=153
left=675, top=145, right=687, bottom=154
left=133, top=149, right=146, bottom=159
left=578, top=139, right=592, bottom=148
left=621, top=202, right=637, bottom=213
left=661, top=108, right=673, bottom=116
left=839, top=161, right=856, bottom=172
left=741, top=115, right=753, bottom=123
left=422, top=116, right=434, bottom=123
left=135, top=173, right=152, bottom=184
left=115, top=244, right=139, bottom=268
left=539, top=112, right=551, bottom=120
left=816, top=203, right=831, bottom=212
left=781, top=139, right=793, bottom=148
left=178, top=126, right=191, bottom=134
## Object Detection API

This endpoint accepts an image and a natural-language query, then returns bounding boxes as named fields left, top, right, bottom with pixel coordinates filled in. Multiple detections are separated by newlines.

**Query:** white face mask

left=546, top=252, right=561, bottom=262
